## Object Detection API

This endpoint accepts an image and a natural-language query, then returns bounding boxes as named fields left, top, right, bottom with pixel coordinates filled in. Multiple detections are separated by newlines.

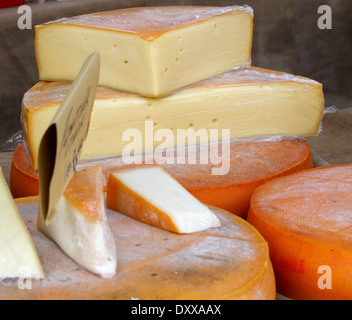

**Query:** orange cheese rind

left=248, top=164, right=352, bottom=300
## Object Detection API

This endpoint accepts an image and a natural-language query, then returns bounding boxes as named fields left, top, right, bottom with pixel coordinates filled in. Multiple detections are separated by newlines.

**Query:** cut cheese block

left=21, top=67, right=324, bottom=170
left=1, top=197, right=276, bottom=299
left=10, top=139, right=313, bottom=218
left=0, top=167, right=44, bottom=280
left=107, top=166, right=220, bottom=233
left=247, top=164, right=352, bottom=300
left=37, top=166, right=117, bottom=278
left=35, top=6, right=253, bottom=97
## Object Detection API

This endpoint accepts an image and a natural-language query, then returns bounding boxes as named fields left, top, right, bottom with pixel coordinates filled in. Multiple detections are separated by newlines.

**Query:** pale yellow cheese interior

left=0, top=167, right=44, bottom=279
left=35, top=6, right=253, bottom=97
left=22, top=67, right=324, bottom=170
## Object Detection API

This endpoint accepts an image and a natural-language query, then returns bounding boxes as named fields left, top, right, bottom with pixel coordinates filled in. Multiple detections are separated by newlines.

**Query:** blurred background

left=0, top=0, right=351, bottom=148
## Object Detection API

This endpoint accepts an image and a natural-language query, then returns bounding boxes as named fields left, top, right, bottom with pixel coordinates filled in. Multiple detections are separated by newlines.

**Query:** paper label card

left=38, top=51, right=100, bottom=224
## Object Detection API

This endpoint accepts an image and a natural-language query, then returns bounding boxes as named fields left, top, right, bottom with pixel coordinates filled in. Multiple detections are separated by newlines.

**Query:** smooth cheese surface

left=247, top=164, right=352, bottom=300
left=35, top=6, right=253, bottom=97
left=0, top=167, right=44, bottom=280
left=2, top=198, right=276, bottom=300
left=38, top=166, right=117, bottom=278
left=21, top=67, right=324, bottom=170
left=107, top=166, right=220, bottom=233
left=10, top=139, right=313, bottom=218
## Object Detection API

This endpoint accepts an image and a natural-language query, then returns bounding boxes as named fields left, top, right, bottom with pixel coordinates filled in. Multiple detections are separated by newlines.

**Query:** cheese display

left=1, top=198, right=276, bottom=299
left=2, top=2, right=335, bottom=300
left=38, top=166, right=117, bottom=278
left=35, top=6, right=253, bottom=97
left=247, top=164, right=352, bottom=300
left=107, top=166, right=221, bottom=233
left=21, top=67, right=324, bottom=170
left=10, top=139, right=313, bottom=219
left=0, top=167, right=44, bottom=280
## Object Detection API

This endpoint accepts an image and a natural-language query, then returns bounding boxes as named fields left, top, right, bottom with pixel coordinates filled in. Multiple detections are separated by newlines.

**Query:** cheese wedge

left=38, top=166, right=117, bottom=278
left=107, top=166, right=220, bottom=233
left=35, top=6, right=253, bottom=97
left=22, top=67, right=324, bottom=170
left=0, top=167, right=44, bottom=280
left=247, top=164, right=352, bottom=300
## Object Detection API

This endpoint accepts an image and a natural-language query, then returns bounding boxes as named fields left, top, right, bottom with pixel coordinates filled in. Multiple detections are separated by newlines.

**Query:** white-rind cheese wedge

left=35, top=6, right=253, bottom=97
left=106, top=166, right=220, bottom=233
left=22, top=67, right=324, bottom=170
left=0, top=167, right=44, bottom=279
left=38, top=166, right=117, bottom=278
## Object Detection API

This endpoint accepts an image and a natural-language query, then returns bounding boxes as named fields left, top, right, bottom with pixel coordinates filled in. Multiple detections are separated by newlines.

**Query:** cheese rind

left=107, top=166, right=220, bottom=233
left=38, top=166, right=117, bottom=278
left=34, top=6, right=253, bottom=97
left=0, top=167, right=44, bottom=279
left=22, top=67, right=324, bottom=170
left=2, top=200, right=276, bottom=300
left=247, top=164, right=352, bottom=300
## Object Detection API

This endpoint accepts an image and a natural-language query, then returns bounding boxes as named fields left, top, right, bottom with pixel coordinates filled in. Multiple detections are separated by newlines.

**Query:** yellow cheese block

left=35, top=6, right=253, bottom=97
left=22, top=67, right=324, bottom=170
left=38, top=166, right=117, bottom=278
left=2, top=198, right=275, bottom=300
left=0, top=167, right=44, bottom=280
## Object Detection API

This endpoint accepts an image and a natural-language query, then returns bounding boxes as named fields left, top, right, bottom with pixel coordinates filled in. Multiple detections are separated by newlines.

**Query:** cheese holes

left=212, top=118, right=218, bottom=125
left=147, top=103, right=152, bottom=108
left=164, top=67, right=168, bottom=73
left=124, top=60, right=129, bottom=64
left=189, top=123, right=194, bottom=128
left=113, top=44, right=117, bottom=49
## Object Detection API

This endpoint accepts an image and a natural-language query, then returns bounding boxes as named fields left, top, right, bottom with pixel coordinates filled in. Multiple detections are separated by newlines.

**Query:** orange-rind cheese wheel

left=1, top=197, right=276, bottom=300
left=10, top=139, right=313, bottom=218
left=248, top=164, right=352, bottom=300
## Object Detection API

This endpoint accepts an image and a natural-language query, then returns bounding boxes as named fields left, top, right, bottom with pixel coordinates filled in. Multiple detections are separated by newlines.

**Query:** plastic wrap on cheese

left=35, top=6, right=254, bottom=97
left=21, top=66, right=325, bottom=170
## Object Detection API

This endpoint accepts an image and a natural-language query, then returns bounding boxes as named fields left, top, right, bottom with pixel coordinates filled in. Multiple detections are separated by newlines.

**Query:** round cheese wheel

left=247, top=164, right=352, bottom=300
left=1, top=197, right=275, bottom=300
left=10, top=139, right=313, bottom=218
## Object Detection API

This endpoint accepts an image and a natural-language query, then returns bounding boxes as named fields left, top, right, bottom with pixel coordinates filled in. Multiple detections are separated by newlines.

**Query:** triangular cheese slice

left=38, top=166, right=117, bottom=278
left=107, top=166, right=220, bottom=233
left=0, top=167, right=44, bottom=279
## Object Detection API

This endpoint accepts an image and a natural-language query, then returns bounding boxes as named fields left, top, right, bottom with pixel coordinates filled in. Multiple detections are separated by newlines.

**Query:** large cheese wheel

left=1, top=197, right=275, bottom=300
left=247, top=164, right=352, bottom=300
left=10, top=139, right=313, bottom=218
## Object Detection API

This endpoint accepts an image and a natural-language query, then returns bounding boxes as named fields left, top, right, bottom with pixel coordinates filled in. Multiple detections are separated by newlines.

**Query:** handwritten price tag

left=38, top=52, right=100, bottom=224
